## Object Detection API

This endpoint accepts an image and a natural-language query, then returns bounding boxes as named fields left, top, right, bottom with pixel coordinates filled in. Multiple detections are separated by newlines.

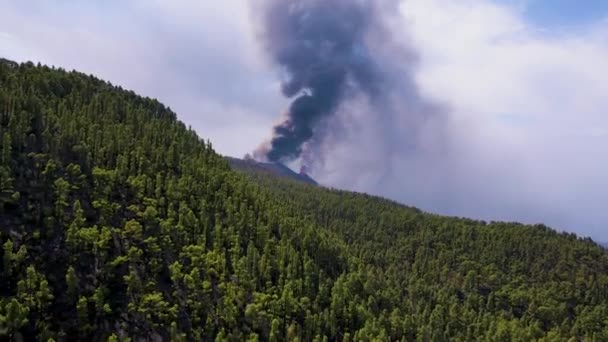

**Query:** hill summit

left=226, top=156, right=317, bottom=185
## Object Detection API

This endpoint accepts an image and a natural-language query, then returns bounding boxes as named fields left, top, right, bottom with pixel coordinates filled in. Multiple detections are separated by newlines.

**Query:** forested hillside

left=0, top=59, right=607, bottom=341
left=226, top=157, right=317, bottom=186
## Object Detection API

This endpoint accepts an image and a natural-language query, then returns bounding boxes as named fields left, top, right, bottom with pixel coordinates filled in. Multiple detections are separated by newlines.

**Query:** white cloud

left=0, top=1, right=281, bottom=158
left=392, top=0, right=608, bottom=238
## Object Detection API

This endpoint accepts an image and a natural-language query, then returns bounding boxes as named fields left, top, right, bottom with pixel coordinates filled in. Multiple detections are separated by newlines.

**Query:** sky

left=503, top=0, right=608, bottom=27
left=1, top=0, right=607, bottom=240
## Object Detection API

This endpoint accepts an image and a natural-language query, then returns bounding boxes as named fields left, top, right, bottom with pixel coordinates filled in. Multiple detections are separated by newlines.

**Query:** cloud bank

left=314, top=0, right=608, bottom=240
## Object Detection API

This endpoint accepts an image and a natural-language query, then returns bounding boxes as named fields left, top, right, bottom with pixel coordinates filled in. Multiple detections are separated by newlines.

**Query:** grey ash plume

left=254, top=0, right=388, bottom=163
left=252, top=0, right=443, bottom=186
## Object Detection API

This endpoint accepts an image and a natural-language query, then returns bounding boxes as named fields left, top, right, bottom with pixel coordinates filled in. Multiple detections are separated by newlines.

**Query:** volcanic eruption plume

left=253, top=0, right=389, bottom=162
left=253, top=0, right=440, bottom=177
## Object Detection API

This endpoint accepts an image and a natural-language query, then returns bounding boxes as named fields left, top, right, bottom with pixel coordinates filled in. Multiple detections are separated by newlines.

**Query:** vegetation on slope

left=226, top=157, right=317, bottom=186
left=1, top=59, right=607, bottom=341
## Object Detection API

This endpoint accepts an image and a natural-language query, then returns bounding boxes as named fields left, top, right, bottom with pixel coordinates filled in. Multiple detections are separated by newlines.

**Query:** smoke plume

left=254, top=0, right=399, bottom=163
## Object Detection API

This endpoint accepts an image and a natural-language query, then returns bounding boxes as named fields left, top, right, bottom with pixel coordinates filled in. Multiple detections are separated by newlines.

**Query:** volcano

left=225, top=157, right=318, bottom=186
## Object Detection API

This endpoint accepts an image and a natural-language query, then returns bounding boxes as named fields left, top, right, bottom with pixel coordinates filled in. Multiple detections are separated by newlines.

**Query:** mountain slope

left=1, top=59, right=607, bottom=341
left=226, top=157, right=317, bottom=185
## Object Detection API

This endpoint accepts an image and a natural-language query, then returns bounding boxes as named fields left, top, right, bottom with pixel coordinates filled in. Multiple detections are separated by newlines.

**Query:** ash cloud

left=253, top=0, right=431, bottom=164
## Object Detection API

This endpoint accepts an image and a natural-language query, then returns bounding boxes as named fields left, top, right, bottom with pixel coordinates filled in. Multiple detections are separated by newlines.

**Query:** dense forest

left=0, top=58, right=607, bottom=341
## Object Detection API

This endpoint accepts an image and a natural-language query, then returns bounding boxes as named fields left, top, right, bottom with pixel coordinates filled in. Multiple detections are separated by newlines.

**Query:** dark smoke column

left=255, top=0, right=384, bottom=163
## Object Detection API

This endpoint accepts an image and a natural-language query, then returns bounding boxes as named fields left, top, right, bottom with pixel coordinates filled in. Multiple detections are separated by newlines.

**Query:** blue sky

left=1, top=0, right=607, bottom=240
left=518, top=0, right=608, bottom=27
